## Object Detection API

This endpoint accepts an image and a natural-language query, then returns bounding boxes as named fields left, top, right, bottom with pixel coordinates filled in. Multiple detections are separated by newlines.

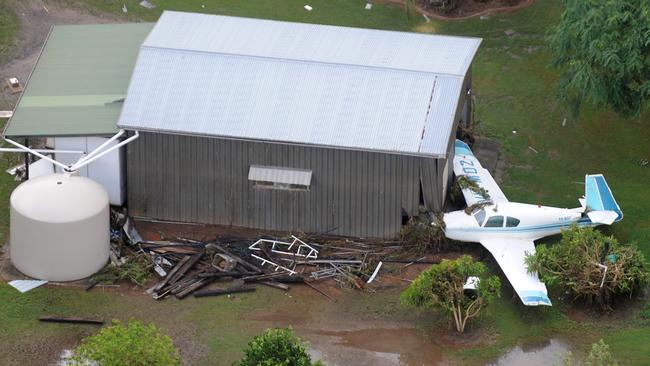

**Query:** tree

left=401, top=255, right=501, bottom=333
left=70, top=319, right=181, bottom=366
left=235, top=328, right=323, bottom=366
left=549, top=0, right=650, bottom=117
left=526, top=226, right=649, bottom=310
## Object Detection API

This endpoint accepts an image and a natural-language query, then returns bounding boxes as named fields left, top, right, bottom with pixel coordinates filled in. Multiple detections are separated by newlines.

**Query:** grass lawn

left=1, top=0, right=649, bottom=364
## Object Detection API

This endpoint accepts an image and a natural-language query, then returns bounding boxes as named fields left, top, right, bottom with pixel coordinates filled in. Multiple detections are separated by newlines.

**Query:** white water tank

left=10, top=173, right=109, bottom=281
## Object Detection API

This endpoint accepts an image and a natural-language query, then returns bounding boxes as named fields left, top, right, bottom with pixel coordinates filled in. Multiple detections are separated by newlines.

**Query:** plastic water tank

left=10, top=173, right=109, bottom=281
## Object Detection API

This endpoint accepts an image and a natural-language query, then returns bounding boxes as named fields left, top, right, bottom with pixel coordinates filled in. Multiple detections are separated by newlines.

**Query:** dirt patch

left=0, top=0, right=119, bottom=110
left=379, top=0, right=534, bottom=21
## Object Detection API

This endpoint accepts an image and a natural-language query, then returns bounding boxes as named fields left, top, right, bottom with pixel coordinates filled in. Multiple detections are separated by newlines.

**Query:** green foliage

left=71, top=319, right=181, bottom=366
left=549, top=0, right=650, bottom=117
left=527, top=226, right=649, bottom=309
left=560, top=339, right=618, bottom=366
left=399, top=217, right=447, bottom=253
left=401, top=255, right=501, bottom=333
left=93, top=254, right=152, bottom=286
left=235, top=328, right=322, bottom=366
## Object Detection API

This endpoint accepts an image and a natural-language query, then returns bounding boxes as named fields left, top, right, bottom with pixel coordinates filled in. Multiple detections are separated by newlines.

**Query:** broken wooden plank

left=193, top=287, right=256, bottom=298
left=153, top=255, right=191, bottom=292
left=38, top=316, right=104, bottom=325
left=175, top=278, right=215, bottom=299
left=259, top=281, right=290, bottom=291
left=168, top=251, right=204, bottom=285
left=197, top=271, right=260, bottom=278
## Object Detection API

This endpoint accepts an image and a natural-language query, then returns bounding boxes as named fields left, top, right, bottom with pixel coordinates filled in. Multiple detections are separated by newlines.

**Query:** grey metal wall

left=126, top=133, right=446, bottom=238
left=125, top=69, right=471, bottom=238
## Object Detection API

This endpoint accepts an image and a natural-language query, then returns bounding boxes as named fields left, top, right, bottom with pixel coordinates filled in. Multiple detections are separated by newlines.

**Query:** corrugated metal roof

left=143, top=11, right=481, bottom=76
left=119, top=12, right=481, bottom=157
left=248, top=165, right=312, bottom=186
left=4, top=23, right=154, bottom=137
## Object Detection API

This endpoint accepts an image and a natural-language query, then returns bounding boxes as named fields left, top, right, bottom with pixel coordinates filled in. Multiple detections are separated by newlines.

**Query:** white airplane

left=441, top=140, right=623, bottom=306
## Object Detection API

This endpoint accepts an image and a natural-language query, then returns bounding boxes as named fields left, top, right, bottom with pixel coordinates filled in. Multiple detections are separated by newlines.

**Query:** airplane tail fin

left=584, top=174, right=623, bottom=225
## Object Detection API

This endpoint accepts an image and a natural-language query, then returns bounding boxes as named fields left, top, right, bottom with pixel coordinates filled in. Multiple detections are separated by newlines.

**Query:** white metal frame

left=2, top=129, right=139, bottom=173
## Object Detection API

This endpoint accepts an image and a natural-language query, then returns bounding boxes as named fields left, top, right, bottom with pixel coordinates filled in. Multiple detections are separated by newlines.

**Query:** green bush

left=401, top=255, right=501, bottom=333
left=71, top=319, right=181, bottom=366
left=526, top=226, right=649, bottom=309
left=235, top=328, right=323, bottom=366
left=559, top=339, right=618, bottom=366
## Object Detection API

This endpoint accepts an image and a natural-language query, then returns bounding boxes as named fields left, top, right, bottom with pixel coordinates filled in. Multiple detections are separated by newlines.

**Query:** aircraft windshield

left=473, top=209, right=486, bottom=226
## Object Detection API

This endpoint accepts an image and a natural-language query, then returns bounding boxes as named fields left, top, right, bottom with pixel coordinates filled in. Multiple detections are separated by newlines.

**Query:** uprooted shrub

left=70, top=319, right=181, bottom=366
left=526, top=226, right=649, bottom=310
left=400, top=216, right=448, bottom=253
left=235, top=328, right=324, bottom=366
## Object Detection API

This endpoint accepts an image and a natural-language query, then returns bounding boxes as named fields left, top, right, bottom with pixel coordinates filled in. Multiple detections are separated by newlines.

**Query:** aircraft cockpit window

left=506, top=217, right=521, bottom=227
left=484, top=215, right=504, bottom=227
left=473, top=209, right=486, bottom=226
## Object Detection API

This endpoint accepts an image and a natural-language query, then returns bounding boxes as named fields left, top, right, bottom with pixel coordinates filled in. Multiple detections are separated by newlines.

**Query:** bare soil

left=380, top=0, right=534, bottom=21
left=0, top=0, right=119, bottom=110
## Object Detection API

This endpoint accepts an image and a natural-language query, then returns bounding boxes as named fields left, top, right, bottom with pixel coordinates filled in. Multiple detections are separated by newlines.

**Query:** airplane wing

left=480, top=238, right=552, bottom=306
left=453, top=140, right=508, bottom=207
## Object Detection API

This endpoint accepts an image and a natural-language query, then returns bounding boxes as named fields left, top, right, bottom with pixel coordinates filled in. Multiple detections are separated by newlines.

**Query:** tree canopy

left=235, top=328, right=323, bottom=366
left=549, top=0, right=650, bottom=117
left=71, top=319, right=181, bottom=366
left=526, top=226, right=649, bottom=309
left=401, top=255, right=501, bottom=333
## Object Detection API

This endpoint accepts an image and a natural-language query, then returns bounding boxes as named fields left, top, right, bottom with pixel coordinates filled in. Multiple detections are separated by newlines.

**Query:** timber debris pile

left=94, top=211, right=436, bottom=300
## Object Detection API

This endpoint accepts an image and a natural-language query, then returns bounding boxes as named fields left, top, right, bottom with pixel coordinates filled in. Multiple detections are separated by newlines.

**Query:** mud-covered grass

left=0, top=2, right=18, bottom=63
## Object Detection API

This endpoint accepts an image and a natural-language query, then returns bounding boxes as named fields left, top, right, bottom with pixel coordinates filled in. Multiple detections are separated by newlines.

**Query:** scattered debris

left=504, top=29, right=515, bottom=37
left=122, top=4, right=128, bottom=13
left=630, top=157, right=649, bottom=167
left=8, top=280, right=48, bottom=293
left=139, top=0, right=156, bottom=9
left=6, top=77, right=23, bottom=94
left=365, top=3, right=372, bottom=10
left=479, top=15, right=490, bottom=20
left=304, top=5, right=313, bottom=11
left=0, top=111, right=12, bottom=118
left=38, top=316, right=104, bottom=325
left=562, top=118, right=567, bottom=127
left=194, top=286, right=256, bottom=298
left=422, top=13, right=430, bottom=23
left=512, top=130, right=517, bottom=134
left=104, top=212, right=436, bottom=301
left=528, top=146, right=539, bottom=154
left=367, top=261, right=383, bottom=283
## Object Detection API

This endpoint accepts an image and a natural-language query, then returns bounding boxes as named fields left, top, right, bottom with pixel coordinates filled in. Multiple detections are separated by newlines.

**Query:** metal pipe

left=4, top=137, right=71, bottom=171
left=70, top=131, right=139, bottom=171
left=74, top=129, right=125, bottom=165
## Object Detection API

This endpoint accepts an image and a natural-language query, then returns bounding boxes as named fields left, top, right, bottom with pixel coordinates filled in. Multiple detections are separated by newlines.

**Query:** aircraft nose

left=443, top=211, right=476, bottom=230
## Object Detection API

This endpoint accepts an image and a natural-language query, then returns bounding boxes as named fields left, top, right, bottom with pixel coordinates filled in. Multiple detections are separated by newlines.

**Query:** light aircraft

left=440, top=140, right=623, bottom=306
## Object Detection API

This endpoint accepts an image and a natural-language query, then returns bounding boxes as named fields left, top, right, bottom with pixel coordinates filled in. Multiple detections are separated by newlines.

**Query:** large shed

left=118, top=11, right=481, bottom=238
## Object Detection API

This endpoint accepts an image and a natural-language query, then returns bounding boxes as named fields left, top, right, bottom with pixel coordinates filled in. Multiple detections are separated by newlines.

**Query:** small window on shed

left=506, top=217, right=521, bottom=227
left=248, top=165, right=312, bottom=191
left=484, top=215, right=504, bottom=228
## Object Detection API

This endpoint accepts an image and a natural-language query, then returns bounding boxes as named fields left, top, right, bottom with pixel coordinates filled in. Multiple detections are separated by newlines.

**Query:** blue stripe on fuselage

left=447, top=218, right=595, bottom=234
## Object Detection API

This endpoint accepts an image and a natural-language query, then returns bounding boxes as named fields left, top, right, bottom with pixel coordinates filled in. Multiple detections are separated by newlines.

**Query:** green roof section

left=4, top=22, right=153, bottom=137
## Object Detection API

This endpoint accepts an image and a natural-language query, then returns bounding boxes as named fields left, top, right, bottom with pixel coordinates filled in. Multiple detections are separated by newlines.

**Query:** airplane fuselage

left=442, top=202, right=595, bottom=243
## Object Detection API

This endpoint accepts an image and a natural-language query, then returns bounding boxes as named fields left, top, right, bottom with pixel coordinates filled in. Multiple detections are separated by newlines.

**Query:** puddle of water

left=490, top=338, right=570, bottom=366
left=307, top=327, right=449, bottom=366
